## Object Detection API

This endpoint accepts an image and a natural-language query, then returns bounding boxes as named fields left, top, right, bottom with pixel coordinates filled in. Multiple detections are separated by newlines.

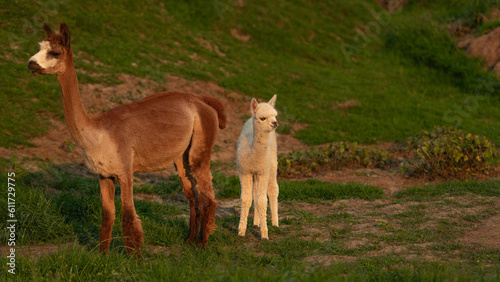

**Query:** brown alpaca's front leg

left=118, top=174, right=143, bottom=258
left=99, top=176, right=116, bottom=253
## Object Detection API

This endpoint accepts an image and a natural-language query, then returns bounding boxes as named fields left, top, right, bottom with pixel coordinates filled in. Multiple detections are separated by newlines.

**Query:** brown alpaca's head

left=28, top=23, right=72, bottom=75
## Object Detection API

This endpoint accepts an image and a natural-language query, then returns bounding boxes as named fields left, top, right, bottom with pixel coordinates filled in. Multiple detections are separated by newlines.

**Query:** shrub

left=278, top=142, right=391, bottom=178
left=402, top=126, right=497, bottom=179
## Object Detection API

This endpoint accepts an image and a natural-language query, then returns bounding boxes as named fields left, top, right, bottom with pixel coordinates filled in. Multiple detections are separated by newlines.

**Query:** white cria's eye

left=260, top=117, right=266, bottom=121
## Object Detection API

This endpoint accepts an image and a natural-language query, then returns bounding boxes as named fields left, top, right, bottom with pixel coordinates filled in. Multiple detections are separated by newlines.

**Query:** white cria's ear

left=251, top=98, right=259, bottom=116
left=268, top=94, right=277, bottom=107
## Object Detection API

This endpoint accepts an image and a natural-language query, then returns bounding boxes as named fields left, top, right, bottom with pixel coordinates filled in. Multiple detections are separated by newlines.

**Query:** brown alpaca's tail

left=201, top=96, right=227, bottom=129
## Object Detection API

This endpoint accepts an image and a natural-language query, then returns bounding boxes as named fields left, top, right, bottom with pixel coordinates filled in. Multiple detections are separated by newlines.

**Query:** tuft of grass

left=49, top=192, right=102, bottom=246
left=20, top=164, right=101, bottom=196
left=477, top=20, right=500, bottom=35
left=279, top=179, right=385, bottom=202
left=213, top=173, right=241, bottom=199
left=395, top=180, right=500, bottom=200
left=134, top=180, right=183, bottom=197
left=215, top=175, right=386, bottom=202
left=260, top=236, right=324, bottom=259
left=391, top=210, right=430, bottom=227
left=0, top=180, right=74, bottom=245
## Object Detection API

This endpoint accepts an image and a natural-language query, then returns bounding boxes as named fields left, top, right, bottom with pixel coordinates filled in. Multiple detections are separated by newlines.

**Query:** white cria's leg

left=238, top=173, right=253, bottom=236
left=268, top=159, right=279, bottom=227
left=253, top=175, right=260, bottom=227
left=254, top=174, right=269, bottom=239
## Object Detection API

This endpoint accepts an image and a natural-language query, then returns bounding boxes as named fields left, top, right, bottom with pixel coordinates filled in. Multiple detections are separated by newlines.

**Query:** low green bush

left=402, top=126, right=497, bottom=179
left=278, top=142, right=391, bottom=178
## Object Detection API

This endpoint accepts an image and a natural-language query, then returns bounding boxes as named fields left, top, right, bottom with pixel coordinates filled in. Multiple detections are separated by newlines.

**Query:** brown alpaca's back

left=88, top=92, right=223, bottom=173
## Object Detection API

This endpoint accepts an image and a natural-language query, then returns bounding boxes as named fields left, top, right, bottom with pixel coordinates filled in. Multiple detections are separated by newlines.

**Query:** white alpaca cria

left=237, top=95, right=279, bottom=239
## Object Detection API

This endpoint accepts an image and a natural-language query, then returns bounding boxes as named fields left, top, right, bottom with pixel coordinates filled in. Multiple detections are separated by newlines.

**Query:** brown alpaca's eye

left=260, top=117, right=266, bottom=121
left=49, top=51, right=60, bottom=57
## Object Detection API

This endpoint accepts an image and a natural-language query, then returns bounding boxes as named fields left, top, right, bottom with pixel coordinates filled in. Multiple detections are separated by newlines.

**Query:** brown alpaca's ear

left=43, top=23, right=53, bottom=37
left=251, top=98, right=259, bottom=116
left=59, top=23, right=71, bottom=49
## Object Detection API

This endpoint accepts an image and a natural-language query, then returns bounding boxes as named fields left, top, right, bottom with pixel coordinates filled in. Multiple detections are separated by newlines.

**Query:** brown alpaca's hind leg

left=175, top=151, right=200, bottom=245
left=99, top=176, right=116, bottom=253
left=189, top=118, right=218, bottom=248
left=197, top=186, right=217, bottom=248
left=118, top=173, right=143, bottom=258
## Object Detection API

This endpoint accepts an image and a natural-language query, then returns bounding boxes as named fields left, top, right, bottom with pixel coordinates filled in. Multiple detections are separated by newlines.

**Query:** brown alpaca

left=27, top=23, right=226, bottom=256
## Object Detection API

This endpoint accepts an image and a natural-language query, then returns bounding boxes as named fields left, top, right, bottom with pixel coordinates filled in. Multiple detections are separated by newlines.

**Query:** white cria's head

left=250, top=95, right=278, bottom=132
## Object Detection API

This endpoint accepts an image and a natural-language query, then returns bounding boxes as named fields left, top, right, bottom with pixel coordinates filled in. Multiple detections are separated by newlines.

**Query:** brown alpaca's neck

left=56, top=57, right=95, bottom=148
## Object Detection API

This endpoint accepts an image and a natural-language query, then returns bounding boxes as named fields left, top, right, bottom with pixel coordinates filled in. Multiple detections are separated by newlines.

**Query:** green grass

left=1, top=244, right=499, bottom=281
left=0, top=185, right=74, bottom=245
left=477, top=20, right=500, bottom=35
left=395, top=180, right=500, bottom=200
left=2, top=0, right=500, bottom=147
left=1, top=165, right=499, bottom=280
left=214, top=174, right=385, bottom=202
left=279, top=179, right=384, bottom=202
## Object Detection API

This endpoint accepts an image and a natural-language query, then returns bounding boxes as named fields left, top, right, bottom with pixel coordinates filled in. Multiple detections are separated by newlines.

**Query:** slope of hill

left=1, top=0, right=499, bottom=148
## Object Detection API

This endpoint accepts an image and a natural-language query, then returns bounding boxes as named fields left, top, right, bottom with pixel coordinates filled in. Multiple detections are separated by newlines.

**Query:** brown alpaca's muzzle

left=28, top=61, right=42, bottom=74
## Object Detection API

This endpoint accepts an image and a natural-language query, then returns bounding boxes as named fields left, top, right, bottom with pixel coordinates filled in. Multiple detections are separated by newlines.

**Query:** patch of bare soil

left=270, top=192, right=499, bottom=262
left=316, top=168, right=439, bottom=197
left=305, top=255, right=357, bottom=268
left=0, top=242, right=74, bottom=259
left=458, top=208, right=500, bottom=249
left=230, top=28, right=251, bottom=42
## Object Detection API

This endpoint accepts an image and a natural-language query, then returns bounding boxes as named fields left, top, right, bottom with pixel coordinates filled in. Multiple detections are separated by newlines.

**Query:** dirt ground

left=1, top=72, right=498, bottom=259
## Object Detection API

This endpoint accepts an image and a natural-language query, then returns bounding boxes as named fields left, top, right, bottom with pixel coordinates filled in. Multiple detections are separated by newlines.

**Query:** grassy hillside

left=1, top=0, right=499, bottom=148
left=1, top=1, right=500, bottom=280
